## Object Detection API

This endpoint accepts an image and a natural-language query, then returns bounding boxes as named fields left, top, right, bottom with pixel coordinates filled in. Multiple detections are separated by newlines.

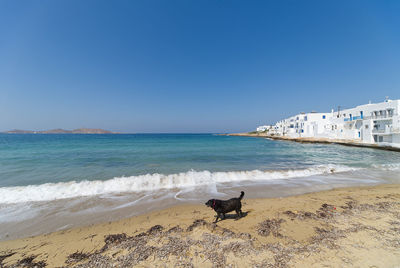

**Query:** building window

left=304, top=116, right=307, bottom=121
left=365, top=125, right=369, bottom=129
left=322, top=115, right=326, bottom=119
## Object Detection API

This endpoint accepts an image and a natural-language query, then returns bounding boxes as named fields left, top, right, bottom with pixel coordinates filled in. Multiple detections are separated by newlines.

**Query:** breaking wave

left=0, top=165, right=358, bottom=204
left=372, top=163, right=400, bottom=171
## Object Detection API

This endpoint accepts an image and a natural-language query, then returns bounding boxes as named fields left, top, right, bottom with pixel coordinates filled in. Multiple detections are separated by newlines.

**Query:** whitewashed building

left=271, top=98, right=400, bottom=148
left=273, top=112, right=332, bottom=138
left=256, top=125, right=274, bottom=132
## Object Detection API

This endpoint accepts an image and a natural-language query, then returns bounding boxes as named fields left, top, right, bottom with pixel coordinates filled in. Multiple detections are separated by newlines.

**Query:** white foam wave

left=372, top=163, right=400, bottom=171
left=0, top=165, right=357, bottom=204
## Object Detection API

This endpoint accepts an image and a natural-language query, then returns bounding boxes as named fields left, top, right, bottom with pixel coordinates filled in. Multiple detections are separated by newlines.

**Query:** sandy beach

left=0, top=184, right=399, bottom=267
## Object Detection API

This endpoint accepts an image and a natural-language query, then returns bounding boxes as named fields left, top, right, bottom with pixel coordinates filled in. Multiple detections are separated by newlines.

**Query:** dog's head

left=205, top=199, right=214, bottom=208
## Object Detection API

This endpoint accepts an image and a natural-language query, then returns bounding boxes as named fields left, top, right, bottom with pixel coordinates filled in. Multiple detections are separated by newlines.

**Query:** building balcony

left=344, top=115, right=363, bottom=122
left=365, top=113, right=398, bottom=120
left=392, top=128, right=400, bottom=134
left=372, top=126, right=400, bottom=135
left=372, top=129, right=387, bottom=134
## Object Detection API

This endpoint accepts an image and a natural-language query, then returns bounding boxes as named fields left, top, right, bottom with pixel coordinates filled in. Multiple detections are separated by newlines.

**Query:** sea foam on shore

left=0, top=165, right=357, bottom=204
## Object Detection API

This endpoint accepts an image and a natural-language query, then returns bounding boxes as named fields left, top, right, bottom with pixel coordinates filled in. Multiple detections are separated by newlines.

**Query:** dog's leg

left=235, top=209, right=242, bottom=219
left=214, top=212, right=220, bottom=223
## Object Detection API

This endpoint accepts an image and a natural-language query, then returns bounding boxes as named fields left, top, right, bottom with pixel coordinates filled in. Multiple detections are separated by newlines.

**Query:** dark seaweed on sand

left=3, top=198, right=399, bottom=268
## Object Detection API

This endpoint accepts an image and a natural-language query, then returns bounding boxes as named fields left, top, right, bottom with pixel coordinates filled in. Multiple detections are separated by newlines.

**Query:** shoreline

left=224, top=132, right=400, bottom=152
left=1, top=184, right=399, bottom=267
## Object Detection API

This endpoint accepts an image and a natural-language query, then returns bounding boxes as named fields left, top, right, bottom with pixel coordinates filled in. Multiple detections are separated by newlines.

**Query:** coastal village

left=1, top=1, right=400, bottom=267
left=256, top=98, right=400, bottom=148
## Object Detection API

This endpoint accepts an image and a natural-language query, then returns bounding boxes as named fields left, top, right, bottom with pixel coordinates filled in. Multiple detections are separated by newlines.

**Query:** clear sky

left=1, top=0, right=399, bottom=133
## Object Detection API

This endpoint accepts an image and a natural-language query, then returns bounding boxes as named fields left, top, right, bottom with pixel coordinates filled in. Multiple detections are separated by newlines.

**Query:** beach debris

left=104, top=233, right=128, bottom=245
left=261, top=242, right=293, bottom=268
left=8, top=196, right=399, bottom=268
left=257, top=218, right=286, bottom=237
left=222, top=240, right=255, bottom=257
left=341, top=200, right=356, bottom=210
left=147, top=225, right=164, bottom=235
left=376, top=201, right=397, bottom=210
left=283, top=210, right=316, bottom=221
left=65, top=251, right=91, bottom=264
left=238, top=232, right=252, bottom=240
left=156, top=236, right=193, bottom=259
left=186, top=219, right=208, bottom=231
left=316, top=203, right=336, bottom=218
left=13, top=255, right=47, bottom=268
left=117, top=243, right=156, bottom=265
left=0, top=252, right=15, bottom=266
left=389, top=220, right=400, bottom=235
left=311, top=227, right=345, bottom=249
left=303, top=211, right=313, bottom=217
left=104, top=233, right=128, bottom=244
left=321, top=203, right=333, bottom=209
left=100, top=233, right=130, bottom=253
left=283, top=210, right=296, bottom=218
left=167, top=226, right=183, bottom=233
left=70, top=254, right=113, bottom=268
left=216, top=227, right=236, bottom=238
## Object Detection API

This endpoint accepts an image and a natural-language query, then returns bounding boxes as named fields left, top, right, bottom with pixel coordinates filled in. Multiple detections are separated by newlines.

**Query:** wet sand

left=0, top=184, right=399, bottom=267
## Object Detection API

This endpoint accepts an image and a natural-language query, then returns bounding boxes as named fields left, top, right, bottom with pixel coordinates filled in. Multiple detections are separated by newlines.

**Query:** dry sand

left=1, top=184, right=399, bottom=267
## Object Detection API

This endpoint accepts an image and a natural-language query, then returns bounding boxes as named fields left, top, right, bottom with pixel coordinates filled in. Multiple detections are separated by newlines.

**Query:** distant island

left=3, top=128, right=117, bottom=134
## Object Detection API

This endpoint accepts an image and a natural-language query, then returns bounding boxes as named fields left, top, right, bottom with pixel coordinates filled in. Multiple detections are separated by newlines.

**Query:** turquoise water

left=1, top=134, right=400, bottom=240
left=1, top=133, right=399, bottom=188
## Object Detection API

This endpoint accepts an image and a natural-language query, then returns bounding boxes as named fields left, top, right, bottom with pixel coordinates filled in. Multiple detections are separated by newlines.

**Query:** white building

left=256, top=125, right=274, bottom=132
left=274, top=112, right=332, bottom=138
left=272, top=99, right=400, bottom=148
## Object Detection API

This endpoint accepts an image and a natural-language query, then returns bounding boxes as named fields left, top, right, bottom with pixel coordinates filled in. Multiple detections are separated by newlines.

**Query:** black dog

left=205, top=191, right=244, bottom=222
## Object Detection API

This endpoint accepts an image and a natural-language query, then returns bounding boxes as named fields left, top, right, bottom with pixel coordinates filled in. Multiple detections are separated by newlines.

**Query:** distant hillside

left=3, top=128, right=117, bottom=134
left=3, top=129, right=36, bottom=134
left=71, top=128, right=115, bottom=134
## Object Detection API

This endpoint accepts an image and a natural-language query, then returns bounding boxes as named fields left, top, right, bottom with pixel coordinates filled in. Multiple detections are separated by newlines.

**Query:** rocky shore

left=224, top=132, right=400, bottom=152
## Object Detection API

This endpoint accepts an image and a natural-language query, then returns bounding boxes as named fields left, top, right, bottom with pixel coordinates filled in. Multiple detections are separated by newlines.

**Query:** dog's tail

left=239, top=191, right=245, bottom=200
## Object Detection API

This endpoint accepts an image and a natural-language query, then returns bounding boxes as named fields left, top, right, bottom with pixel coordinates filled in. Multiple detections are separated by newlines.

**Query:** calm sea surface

left=1, top=134, right=400, bottom=240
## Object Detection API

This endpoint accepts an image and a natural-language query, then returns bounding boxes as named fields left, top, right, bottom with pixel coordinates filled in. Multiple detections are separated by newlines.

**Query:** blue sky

left=1, top=0, right=399, bottom=133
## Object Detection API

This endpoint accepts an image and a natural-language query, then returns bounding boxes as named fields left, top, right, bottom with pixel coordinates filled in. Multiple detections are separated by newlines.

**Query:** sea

left=1, top=133, right=400, bottom=241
